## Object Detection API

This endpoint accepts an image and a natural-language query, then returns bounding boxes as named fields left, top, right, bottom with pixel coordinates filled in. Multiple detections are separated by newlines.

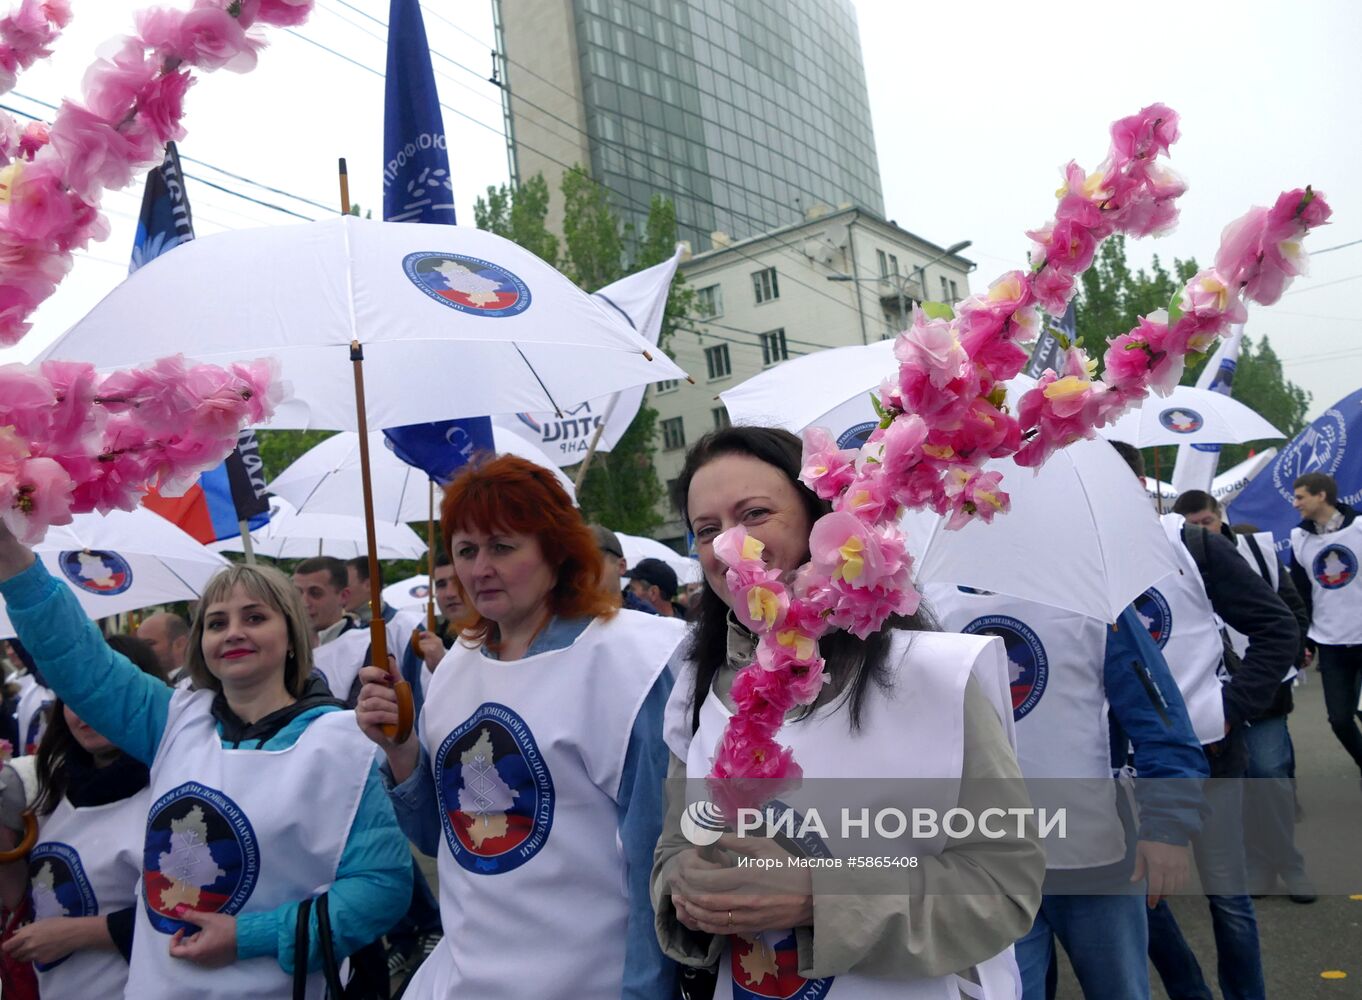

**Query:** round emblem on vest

left=402, top=251, right=531, bottom=317
left=1133, top=588, right=1173, bottom=648
left=836, top=421, right=877, bottom=450
left=961, top=614, right=1049, bottom=720
left=434, top=702, right=555, bottom=874
left=28, top=843, right=98, bottom=971
left=1158, top=407, right=1203, bottom=434
left=58, top=549, right=133, bottom=595
left=143, top=782, right=260, bottom=935
left=1313, top=544, right=1358, bottom=590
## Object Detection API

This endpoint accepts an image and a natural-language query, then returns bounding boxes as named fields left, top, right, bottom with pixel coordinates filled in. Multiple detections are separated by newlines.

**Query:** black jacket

left=1180, top=525, right=1300, bottom=728
left=1287, top=502, right=1359, bottom=625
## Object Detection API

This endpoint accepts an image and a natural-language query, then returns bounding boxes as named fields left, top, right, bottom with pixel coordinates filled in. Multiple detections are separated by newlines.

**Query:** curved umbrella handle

left=0, top=811, right=38, bottom=863
left=383, top=680, right=415, bottom=745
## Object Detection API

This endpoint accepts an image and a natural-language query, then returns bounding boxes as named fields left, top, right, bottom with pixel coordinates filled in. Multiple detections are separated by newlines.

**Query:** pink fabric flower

left=799, top=425, right=857, bottom=500
left=136, top=69, right=194, bottom=144
left=1109, top=103, right=1180, bottom=162
left=136, top=6, right=262, bottom=73
left=254, top=0, right=313, bottom=28
left=16, top=120, right=46, bottom=158
left=894, top=311, right=966, bottom=389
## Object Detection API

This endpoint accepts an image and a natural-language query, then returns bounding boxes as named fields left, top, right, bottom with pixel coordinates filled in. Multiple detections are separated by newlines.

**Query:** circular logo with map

left=1159, top=408, right=1204, bottom=434
left=1133, top=588, right=1173, bottom=648
left=961, top=614, right=1049, bottom=721
left=836, top=421, right=878, bottom=450
left=407, top=584, right=431, bottom=601
left=143, top=782, right=260, bottom=935
left=402, top=252, right=531, bottom=317
left=1312, top=544, right=1358, bottom=590
left=434, top=702, right=554, bottom=875
left=1272, top=408, right=1348, bottom=502
left=28, top=843, right=97, bottom=971
left=58, top=550, right=133, bottom=595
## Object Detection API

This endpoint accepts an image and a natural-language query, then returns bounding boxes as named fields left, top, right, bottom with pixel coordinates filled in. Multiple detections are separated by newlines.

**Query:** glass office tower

left=499, top=0, right=884, bottom=250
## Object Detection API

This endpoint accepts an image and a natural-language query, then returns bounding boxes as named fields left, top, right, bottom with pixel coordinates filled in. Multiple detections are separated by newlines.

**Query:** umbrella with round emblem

left=0, top=508, right=229, bottom=639
left=36, top=211, right=691, bottom=744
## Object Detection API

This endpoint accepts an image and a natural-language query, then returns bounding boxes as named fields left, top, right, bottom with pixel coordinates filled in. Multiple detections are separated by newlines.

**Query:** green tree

left=560, top=165, right=625, bottom=290
left=474, top=174, right=559, bottom=266
left=1074, top=236, right=1311, bottom=479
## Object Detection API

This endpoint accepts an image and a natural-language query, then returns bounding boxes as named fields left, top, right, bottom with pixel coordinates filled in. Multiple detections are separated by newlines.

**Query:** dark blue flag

left=1024, top=301, right=1077, bottom=379
left=382, top=0, right=456, bottom=224
left=129, top=141, right=194, bottom=273
left=383, top=419, right=497, bottom=484
left=1227, top=388, right=1362, bottom=558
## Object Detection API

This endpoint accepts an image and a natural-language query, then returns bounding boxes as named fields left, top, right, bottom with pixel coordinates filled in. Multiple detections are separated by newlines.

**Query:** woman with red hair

left=356, top=455, right=686, bottom=999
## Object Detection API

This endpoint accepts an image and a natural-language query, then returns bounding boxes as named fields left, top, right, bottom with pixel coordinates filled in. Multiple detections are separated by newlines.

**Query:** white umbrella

left=905, top=437, right=1181, bottom=622
left=267, top=429, right=576, bottom=525
left=382, top=575, right=433, bottom=614
left=719, top=339, right=894, bottom=445
left=37, top=216, right=688, bottom=431
left=616, top=532, right=703, bottom=586
left=0, top=508, right=229, bottom=639
left=211, top=497, right=426, bottom=561
left=1099, top=385, right=1284, bottom=449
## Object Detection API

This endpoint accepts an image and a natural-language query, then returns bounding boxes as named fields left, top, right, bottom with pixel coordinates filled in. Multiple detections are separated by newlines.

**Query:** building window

left=940, top=275, right=949, bottom=300
left=876, top=249, right=888, bottom=277
left=661, top=416, right=686, bottom=450
left=949, top=279, right=960, bottom=302
left=656, top=378, right=679, bottom=393
left=712, top=406, right=730, bottom=429
left=752, top=267, right=779, bottom=304
left=760, top=328, right=788, bottom=366
left=696, top=284, right=723, bottom=318
left=705, top=343, right=732, bottom=380
left=887, top=253, right=899, bottom=276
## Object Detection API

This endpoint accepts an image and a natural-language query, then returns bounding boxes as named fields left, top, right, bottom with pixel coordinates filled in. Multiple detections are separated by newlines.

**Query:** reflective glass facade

left=568, top=0, right=883, bottom=250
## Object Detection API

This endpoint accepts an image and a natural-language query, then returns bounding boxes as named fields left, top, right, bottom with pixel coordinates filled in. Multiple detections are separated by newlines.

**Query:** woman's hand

left=356, top=663, right=420, bottom=781
left=669, top=834, right=814, bottom=937
left=0, top=518, right=36, bottom=582
left=168, top=909, right=237, bottom=968
left=417, top=631, right=446, bottom=670
left=2, top=916, right=106, bottom=964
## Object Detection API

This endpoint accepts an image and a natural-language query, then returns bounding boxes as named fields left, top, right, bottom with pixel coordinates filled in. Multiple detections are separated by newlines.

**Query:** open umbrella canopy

left=1099, top=384, right=1284, bottom=449
left=615, top=531, right=703, bottom=585
left=383, top=574, right=433, bottom=614
left=268, top=429, right=575, bottom=526
left=0, top=508, right=229, bottom=638
left=211, top=497, right=426, bottom=561
left=905, top=437, right=1180, bottom=622
left=35, top=216, right=690, bottom=431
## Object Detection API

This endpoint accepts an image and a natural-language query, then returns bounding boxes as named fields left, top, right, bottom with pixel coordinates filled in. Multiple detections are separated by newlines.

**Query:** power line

left=1312, top=238, right=1362, bottom=255
left=1284, top=273, right=1362, bottom=296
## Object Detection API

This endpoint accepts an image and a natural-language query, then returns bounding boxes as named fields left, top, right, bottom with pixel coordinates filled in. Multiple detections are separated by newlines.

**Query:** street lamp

left=827, top=239, right=972, bottom=332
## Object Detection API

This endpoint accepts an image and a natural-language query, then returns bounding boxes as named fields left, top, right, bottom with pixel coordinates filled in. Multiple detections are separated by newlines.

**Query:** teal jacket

left=0, top=559, right=411, bottom=975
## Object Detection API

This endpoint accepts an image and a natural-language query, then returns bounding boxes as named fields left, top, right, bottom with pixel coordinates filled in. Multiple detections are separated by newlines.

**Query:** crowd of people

left=0, top=425, right=1352, bottom=1000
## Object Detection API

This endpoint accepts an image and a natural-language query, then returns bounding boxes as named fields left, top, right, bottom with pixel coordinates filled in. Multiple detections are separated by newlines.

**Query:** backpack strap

left=1244, top=534, right=1274, bottom=582
left=293, top=897, right=313, bottom=1000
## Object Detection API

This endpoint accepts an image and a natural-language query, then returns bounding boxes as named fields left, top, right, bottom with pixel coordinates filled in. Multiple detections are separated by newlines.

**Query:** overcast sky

left=3, top=0, right=1359, bottom=418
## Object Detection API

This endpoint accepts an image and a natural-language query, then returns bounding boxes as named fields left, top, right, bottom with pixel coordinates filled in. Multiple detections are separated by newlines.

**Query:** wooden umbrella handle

left=0, top=811, right=38, bottom=863
left=388, top=680, right=414, bottom=744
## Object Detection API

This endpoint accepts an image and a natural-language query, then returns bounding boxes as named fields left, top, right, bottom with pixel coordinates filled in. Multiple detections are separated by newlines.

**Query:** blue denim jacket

left=382, top=615, right=678, bottom=1000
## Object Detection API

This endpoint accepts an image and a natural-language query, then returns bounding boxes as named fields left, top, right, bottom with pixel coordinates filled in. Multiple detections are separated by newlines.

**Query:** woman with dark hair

left=0, top=534, right=413, bottom=999
left=357, top=454, right=685, bottom=999
left=651, top=426, right=1044, bottom=998
left=0, top=635, right=165, bottom=997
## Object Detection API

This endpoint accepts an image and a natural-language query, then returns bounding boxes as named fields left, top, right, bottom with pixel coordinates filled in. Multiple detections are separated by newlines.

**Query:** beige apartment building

left=651, top=205, right=974, bottom=548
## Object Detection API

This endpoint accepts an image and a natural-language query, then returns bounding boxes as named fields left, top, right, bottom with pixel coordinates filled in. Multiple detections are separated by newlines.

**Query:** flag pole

left=572, top=390, right=624, bottom=492
left=340, top=157, right=413, bottom=744
left=237, top=520, right=257, bottom=565
left=427, top=480, right=438, bottom=634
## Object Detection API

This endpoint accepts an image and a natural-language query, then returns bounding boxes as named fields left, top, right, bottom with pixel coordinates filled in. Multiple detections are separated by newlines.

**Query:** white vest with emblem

left=30, top=788, right=149, bottom=999
left=927, top=586, right=1124, bottom=870
left=406, top=610, right=684, bottom=1000
left=124, top=689, right=375, bottom=1000
left=1229, top=533, right=1296, bottom=684
left=15, top=675, right=53, bottom=756
left=1290, top=519, right=1362, bottom=645
left=673, top=631, right=1022, bottom=1000
left=1135, top=516, right=1226, bottom=744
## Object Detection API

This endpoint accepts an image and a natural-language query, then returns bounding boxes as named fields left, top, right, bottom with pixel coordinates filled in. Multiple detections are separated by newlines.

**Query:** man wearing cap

left=624, top=558, right=684, bottom=618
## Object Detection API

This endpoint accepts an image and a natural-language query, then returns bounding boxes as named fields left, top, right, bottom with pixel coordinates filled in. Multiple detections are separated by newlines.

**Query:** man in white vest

left=1288, top=471, right=1362, bottom=786
left=929, top=585, right=1207, bottom=1000
left=1174, top=489, right=1315, bottom=902
left=1112, top=442, right=1299, bottom=1000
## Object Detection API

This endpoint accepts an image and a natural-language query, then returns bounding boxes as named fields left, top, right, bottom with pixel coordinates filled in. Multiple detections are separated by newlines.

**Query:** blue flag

left=383, top=420, right=497, bottom=484
left=1227, top=388, right=1362, bottom=558
left=1024, top=301, right=1077, bottom=379
left=130, top=141, right=194, bottom=273
left=382, top=0, right=456, bottom=224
